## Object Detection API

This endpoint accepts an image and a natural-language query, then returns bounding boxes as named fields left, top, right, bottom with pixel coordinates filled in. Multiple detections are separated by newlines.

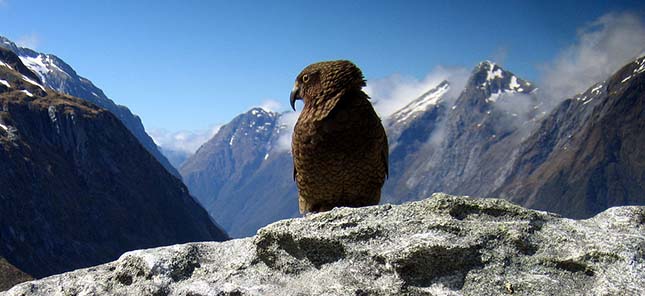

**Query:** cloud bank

left=256, top=99, right=285, bottom=113
left=273, top=111, right=300, bottom=153
left=149, top=125, right=221, bottom=155
left=365, top=65, right=470, bottom=118
left=540, top=12, right=645, bottom=102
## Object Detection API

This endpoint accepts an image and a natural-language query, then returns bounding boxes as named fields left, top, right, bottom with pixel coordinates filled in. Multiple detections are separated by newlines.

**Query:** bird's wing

left=314, top=89, right=346, bottom=121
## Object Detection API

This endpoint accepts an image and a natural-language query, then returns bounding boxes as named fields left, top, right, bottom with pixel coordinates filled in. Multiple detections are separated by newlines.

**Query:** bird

left=289, top=60, right=388, bottom=214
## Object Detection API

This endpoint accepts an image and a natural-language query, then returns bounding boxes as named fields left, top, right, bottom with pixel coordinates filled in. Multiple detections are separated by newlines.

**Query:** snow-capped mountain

left=0, top=36, right=179, bottom=178
left=181, top=108, right=298, bottom=237
left=493, top=56, right=645, bottom=218
left=0, top=47, right=227, bottom=278
left=390, top=80, right=450, bottom=125
left=383, top=61, right=540, bottom=203
left=181, top=57, right=645, bottom=238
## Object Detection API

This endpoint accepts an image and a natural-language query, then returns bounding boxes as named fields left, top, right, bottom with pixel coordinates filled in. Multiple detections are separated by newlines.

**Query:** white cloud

left=148, top=125, right=221, bottom=154
left=540, top=12, right=645, bottom=103
left=257, top=99, right=284, bottom=112
left=273, top=111, right=300, bottom=153
left=16, top=33, right=40, bottom=49
left=365, top=65, right=470, bottom=118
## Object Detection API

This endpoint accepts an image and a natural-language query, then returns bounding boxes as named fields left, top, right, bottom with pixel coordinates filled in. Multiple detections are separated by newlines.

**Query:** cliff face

left=383, top=61, right=539, bottom=203
left=181, top=108, right=299, bottom=237
left=0, top=47, right=227, bottom=278
left=494, top=56, right=645, bottom=218
left=0, top=36, right=180, bottom=178
left=3, top=194, right=643, bottom=296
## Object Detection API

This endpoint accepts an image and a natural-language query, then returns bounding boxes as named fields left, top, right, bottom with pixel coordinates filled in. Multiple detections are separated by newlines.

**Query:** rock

left=3, top=193, right=644, bottom=295
left=0, top=258, right=31, bottom=291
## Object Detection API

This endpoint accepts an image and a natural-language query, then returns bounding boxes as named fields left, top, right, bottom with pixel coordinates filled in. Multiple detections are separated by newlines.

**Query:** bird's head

left=290, top=60, right=366, bottom=111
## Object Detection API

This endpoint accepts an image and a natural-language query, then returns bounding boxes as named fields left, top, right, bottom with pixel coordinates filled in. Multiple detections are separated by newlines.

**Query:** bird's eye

left=302, top=74, right=309, bottom=83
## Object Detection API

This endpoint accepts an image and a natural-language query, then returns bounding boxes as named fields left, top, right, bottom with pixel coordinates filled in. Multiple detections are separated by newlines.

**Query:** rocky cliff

left=0, top=258, right=31, bottom=291
left=0, top=47, right=227, bottom=279
left=494, top=56, right=645, bottom=218
left=0, top=36, right=180, bottom=178
left=4, top=194, right=643, bottom=295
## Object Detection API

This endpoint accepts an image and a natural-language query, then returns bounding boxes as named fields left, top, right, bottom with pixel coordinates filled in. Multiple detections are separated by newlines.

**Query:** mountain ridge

left=0, top=36, right=180, bottom=178
left=181, top=57, right=645, bottom=237
left=0, top=47, right=227, bottom=278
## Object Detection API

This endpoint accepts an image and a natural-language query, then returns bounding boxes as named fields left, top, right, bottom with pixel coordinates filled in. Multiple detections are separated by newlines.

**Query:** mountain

left=182, top=58, right=645, bottom=238
left=159, top=146, right=192, bottom=169
left=0, top=47, right=227, bottom=278
left=4, top=194, right=645, bottom=295
left=494, top=56, right=645, bottom=217
left=181, top=108, right=298, bottom=237
left=0, top=36, right=180, bottom=178
left=383, top=61, right=539, bottom=203
left=178, top=62, right=547, bottom=238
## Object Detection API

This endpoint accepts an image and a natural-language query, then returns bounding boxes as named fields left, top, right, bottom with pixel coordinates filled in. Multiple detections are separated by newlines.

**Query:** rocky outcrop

left=0, top=258, right=31, bottom=291
left=5, top=194, right=643, bottom=295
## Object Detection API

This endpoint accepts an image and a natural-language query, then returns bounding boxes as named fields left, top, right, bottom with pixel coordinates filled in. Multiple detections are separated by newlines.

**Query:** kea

left=290, top=60, right=388, bottom=214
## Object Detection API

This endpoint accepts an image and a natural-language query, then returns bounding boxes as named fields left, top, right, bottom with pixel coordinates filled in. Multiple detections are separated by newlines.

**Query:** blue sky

left=1, top=0, right=644, bottom=152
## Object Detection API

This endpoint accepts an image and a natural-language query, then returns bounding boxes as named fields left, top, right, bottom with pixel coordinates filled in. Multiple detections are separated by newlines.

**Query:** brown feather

left=291, top=60, right=388, bottom=213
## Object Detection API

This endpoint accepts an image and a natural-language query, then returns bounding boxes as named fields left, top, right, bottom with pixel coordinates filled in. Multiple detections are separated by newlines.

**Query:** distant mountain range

left=0, top=36, right=180, bottom=178
left=182, top=57, right=645, bottom=238
left=0, top=46, right=227, bottom=279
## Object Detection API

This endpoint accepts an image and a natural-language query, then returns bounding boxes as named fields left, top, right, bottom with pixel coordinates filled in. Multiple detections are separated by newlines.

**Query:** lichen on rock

left=3, top=193, right=644, bottom=295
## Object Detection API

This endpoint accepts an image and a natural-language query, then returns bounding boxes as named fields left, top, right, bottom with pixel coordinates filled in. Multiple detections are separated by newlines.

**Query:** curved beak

left=290, top=84, right=301, bottom=111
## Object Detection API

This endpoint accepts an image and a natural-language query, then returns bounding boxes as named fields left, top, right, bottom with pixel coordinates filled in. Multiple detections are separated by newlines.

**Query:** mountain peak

left=247, top=107, right=277, bottom=119
left=390, top=80, right=450, bottom=124
left=0, top=35, right=181, bottom=178
left=468, top=61, right=535, bottom=103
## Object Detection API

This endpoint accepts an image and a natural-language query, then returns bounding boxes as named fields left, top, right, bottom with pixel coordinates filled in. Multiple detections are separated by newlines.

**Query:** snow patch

left=483, top=61, right=503, bottom=82
left=488, top=91, right=502, bottom=103
left=19, top=55, right=50, bottom=83
left=0, top=122, right=7, bottom=131
left=621, top=75, right=632, bottom=83
left=45, top=55, right=67, bottom=75
left=634, top=59, right=645, bottom=74
left=21, top=75, right=46, bottom=91
left=20, top=90, right=33, bottom=97
left=0, top=60, right=13, bottom=70
left=509, top=76, right=520, bottom=90
left=229, top=135, right=235, bottom=146
left=0, top=79, right=10, bottom=88
left=392, top=82, right=450, bottom=123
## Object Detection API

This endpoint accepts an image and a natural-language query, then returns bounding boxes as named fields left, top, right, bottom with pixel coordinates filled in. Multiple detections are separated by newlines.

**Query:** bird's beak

left=290, top=83, right=301, bottom=111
